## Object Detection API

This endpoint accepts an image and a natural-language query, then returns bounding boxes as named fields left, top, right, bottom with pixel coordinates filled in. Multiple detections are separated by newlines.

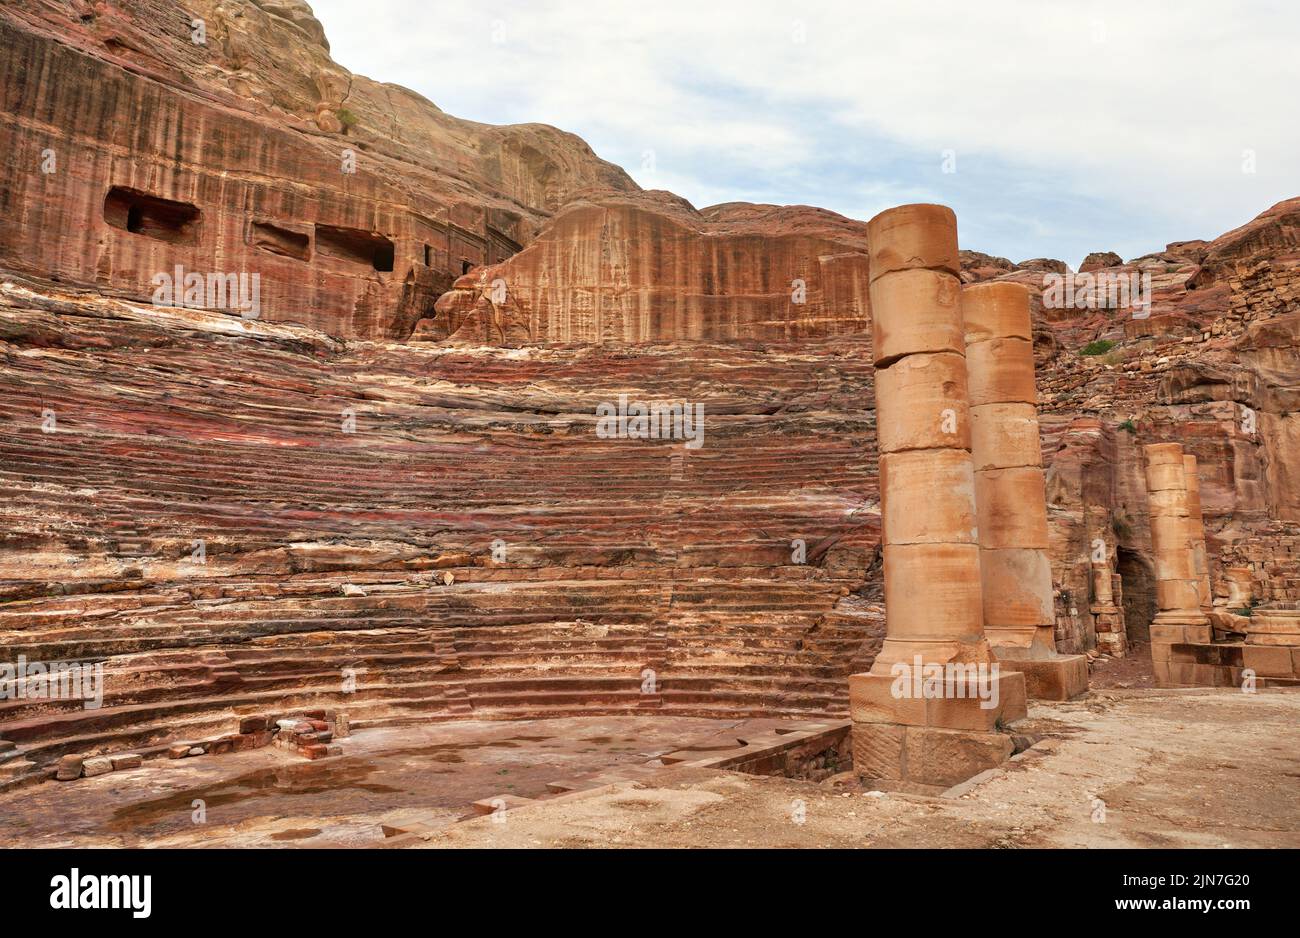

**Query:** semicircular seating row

left=0, top=296, right=883, bottom=788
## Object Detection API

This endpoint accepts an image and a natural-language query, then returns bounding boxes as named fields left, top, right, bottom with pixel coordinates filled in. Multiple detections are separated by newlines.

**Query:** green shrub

left=1080, top=339, right=1116, bottom=356
left=1118, top=419, right=1137, bottom=433
left=337, top=107, right=358, bottom=129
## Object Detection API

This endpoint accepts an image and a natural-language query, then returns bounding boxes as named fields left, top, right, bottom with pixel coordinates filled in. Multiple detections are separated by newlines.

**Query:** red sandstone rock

left=55, top=755, right=84, bottom=781
left=424, top=195, right=871, bottom=344
left=0, top=0, right=637, bottom=339
left=1080, top=252, right=1124, bottom=272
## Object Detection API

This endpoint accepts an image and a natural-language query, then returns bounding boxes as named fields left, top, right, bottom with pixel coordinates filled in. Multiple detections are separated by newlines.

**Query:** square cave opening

left=315, top=224, right=395, bottom=272
left=104, top=187, right=201, bottom=245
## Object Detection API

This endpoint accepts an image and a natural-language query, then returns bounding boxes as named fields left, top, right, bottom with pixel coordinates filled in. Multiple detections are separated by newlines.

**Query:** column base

left=852, top=722, right=1015, bottom=793
left=849, top=669, right=1026, bottom=790
left=990, top=649, right=1089, bottom=701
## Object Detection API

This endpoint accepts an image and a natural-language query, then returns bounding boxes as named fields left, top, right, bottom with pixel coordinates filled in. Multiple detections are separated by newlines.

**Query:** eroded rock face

left=424, top=196, right=872, bottom=344
left=0, top=1, right=636, bottom=339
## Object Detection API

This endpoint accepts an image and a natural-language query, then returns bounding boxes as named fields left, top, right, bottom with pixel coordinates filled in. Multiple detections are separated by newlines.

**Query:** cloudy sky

left=308, top=0, right=1297, bottom=267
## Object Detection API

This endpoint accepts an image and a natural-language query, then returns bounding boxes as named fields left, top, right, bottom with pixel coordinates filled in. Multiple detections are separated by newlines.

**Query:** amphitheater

left=0, top=1, right=1297, bottom=849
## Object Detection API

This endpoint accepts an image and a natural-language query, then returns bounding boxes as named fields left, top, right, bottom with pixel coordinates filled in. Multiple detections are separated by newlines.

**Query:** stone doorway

left=1117, top=547, right=1156, bottom=643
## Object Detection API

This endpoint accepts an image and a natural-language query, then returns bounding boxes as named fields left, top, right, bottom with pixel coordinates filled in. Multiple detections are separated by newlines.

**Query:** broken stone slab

left=299, top=744, right=330, bottom=760
left=471, top=794, right=537, bottom=816
left=188, top=746, right=204, bottom=757
left=55, top=754, right=84, bottom=780
left=208, top=736, right=237, bottom=756
left=110, top=753, right=143, bottom=770
left=82, top=756, right=114, bottom=777
left=167, top=745, right=191, bottom=759
left=334, top=714, right=350, bottom=738
left=341, top=583, right=366, bottom=597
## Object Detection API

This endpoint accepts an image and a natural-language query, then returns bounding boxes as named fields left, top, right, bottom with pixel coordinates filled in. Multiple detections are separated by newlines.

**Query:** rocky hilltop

left=0, top=0, right=635, bottom=338
left=0, top=1, right=1298, bottom=786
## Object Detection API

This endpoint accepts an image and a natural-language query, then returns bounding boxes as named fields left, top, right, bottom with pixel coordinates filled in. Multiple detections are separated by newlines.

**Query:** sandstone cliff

left=0, top=0, right=636, bottom=338
left=424, top=195, right=871, bottom=344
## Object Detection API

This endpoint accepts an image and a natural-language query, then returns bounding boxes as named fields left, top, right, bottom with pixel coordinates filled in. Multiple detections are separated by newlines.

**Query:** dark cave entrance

left=1117, top=547, right=1156, bottom=644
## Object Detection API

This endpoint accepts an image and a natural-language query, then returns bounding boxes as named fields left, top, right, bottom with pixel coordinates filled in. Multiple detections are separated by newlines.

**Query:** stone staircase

left=0, top=296, right=883, bottom=787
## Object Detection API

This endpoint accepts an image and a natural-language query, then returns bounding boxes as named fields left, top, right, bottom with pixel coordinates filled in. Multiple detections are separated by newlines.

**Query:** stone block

left=882, top=543, right=984, bottom=641
left=851, top=723, right=906, bottom=781
left=55, top=754, right=84, bottom=780
left=82, top=756, right=113, bottom=777
left=902, top=726, right=1015, bottom=789
left=965, top=338, right=1037, bottom=407
left=110, top=753, right=142, bottom=770
left=969, top=402, right=1041, bottom=471
left=471, top=794, right=538, bottom=816
left=880, top=450, right=978, bottom=546
left=994, top=653, right=1089, bottom=701
left=874, top=353, right=972, bottom=453
left=1243, top=644, right=1295, bottom=678
left=1149, top=624, right=1187, bottom=644
left=974, top=469, right=1050, bottom=549
left=848, top=672, right=926, bottom=726
left=980, top=548, right=1055, bottom=627
left=849, top=669, right=1026, bottom=731
left=924, top=670, right=1027, bottom=731
left=867, top=205, right=961, bottom=285
left=962, top=281, right=1033, bottom=343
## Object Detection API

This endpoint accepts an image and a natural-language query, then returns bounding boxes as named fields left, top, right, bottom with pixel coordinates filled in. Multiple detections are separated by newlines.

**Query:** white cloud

left=307, top=0, right=1299, bottom=261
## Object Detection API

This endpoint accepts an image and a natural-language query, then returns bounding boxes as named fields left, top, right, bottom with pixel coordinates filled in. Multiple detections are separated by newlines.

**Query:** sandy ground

left=415, top=689, right=1300, bottom=849
left=0, top=716, right=746, bottom=847
left=1, top=689, right=1296, bottom=848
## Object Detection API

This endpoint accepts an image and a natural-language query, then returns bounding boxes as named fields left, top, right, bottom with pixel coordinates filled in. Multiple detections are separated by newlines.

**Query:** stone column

left=1090, top=561, right=1127, bottom=657
left=961, top=282, right=1089, bottom=698
left=1182, top=454, right=1213, bottom=613
left=1144, top=443, right=1210, bottom=685
left=850, top=204, right=1026, bottom=792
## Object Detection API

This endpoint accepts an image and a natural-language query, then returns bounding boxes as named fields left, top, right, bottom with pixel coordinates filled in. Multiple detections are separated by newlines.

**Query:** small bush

left=337, top=107, right=359, bottom=129
left=1080, top=339, right=1117, bottom=356
left=1118, top=419, right=1137, bottom=433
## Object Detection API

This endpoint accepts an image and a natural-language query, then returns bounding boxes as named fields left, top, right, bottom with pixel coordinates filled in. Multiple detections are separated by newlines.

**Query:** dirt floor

left=1, top=689, right=1296, bottom=848
left=1087, top=642, right=1159, bottom=689
left=0, top=716, right=746, bottom=847
left=416, top=689, right=1300, bottom=849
